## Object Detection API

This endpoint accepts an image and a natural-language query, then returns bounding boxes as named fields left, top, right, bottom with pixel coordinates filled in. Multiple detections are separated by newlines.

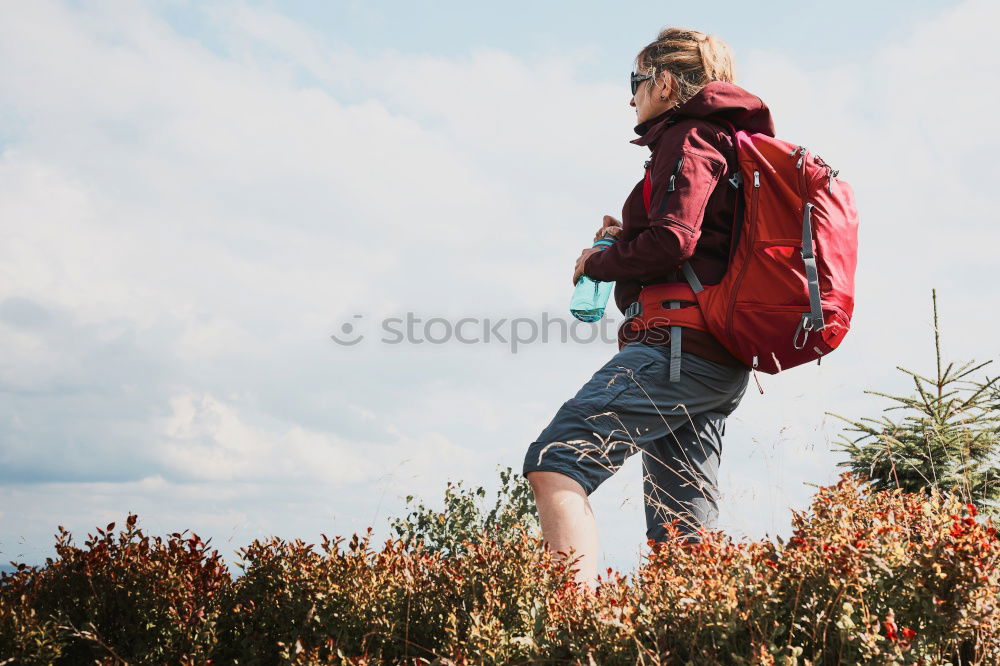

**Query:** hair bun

left=635, top=27, right=735, bottom=106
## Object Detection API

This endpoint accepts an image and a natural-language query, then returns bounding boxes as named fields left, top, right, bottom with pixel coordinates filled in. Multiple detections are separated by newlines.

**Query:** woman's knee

left=526, top=469, right=588, bottom=496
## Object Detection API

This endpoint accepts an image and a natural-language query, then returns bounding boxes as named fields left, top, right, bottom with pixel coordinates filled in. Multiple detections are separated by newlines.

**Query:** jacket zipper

left=666, top=156, right=685, bottom=192
left=726, top=168, right=760, bottom=342
left=642, top=159, right=652, bottom=212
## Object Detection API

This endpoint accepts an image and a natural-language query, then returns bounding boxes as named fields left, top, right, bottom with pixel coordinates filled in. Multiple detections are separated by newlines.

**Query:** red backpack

left=629, top=121, right=859, bottom=375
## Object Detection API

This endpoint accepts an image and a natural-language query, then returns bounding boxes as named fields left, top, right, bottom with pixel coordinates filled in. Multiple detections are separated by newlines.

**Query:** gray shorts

left=522, top=341, right=750, bottom=543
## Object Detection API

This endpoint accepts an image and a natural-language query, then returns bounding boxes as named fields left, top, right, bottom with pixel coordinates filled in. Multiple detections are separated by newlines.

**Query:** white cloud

left=150, top=390, right=481, bottom=486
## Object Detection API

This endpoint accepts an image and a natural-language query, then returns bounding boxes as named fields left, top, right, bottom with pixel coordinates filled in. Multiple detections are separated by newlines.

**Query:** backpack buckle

left=728, top=171, right=742, bottom=189
left=625, top=301, right=642, bottom=321
left=793, top=312, right=819, bottom=350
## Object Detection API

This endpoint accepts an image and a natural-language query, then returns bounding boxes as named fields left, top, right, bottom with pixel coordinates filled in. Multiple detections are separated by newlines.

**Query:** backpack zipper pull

left=795, top=146, right=808, bottom=169
left=751, top=356, right=764, bottom=394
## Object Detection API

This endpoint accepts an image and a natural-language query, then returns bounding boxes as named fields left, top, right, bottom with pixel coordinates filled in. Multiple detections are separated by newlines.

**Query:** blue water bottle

left=570, top=233, right=617, bottom=322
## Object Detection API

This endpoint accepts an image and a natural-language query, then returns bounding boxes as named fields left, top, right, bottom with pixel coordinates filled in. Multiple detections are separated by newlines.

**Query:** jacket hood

left=631, top=81, right=775, bottom=147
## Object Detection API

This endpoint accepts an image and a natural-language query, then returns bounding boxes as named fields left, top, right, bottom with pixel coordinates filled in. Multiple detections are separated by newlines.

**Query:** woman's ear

left=656, top=72, right=674, bottom=103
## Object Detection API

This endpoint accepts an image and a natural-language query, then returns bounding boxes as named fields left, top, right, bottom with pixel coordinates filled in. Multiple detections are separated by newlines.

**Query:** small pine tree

left=831, top=290, right=1000, bottom=516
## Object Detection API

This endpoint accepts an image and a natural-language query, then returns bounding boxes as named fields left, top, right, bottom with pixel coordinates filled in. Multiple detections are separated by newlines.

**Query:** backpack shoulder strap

left=695, top=117, right=745, bottom=264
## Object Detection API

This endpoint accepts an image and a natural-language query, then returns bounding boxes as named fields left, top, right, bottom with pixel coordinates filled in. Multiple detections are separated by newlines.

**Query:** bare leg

left=526, top=471, right=599, bottom=591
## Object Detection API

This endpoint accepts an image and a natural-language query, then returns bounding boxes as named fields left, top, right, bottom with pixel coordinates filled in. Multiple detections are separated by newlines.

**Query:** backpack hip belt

left=623, top=263, right=707, bottom=382
left=624, top=282, right=708, bottom=333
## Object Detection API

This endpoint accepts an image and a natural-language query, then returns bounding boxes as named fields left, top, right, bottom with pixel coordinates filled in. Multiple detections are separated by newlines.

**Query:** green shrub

left=387, top=465, right=540, bottom=557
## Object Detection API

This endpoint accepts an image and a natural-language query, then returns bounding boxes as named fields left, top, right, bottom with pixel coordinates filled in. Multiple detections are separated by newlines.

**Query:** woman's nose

left=629, top=96, right=636, bottom=108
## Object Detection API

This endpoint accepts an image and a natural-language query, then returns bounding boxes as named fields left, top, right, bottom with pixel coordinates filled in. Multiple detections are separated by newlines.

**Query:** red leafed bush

left=2, top=472, right=998, bottom=665
left=0, top=513, right=231, bottom=664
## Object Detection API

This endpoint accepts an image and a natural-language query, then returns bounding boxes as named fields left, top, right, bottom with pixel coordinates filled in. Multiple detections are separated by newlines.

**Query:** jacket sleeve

left=585, top=122, right=726, bottom=282
left=612, top=279, right=641, bottom=316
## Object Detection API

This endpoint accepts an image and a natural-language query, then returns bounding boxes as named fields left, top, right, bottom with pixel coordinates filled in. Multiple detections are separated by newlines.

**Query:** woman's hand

left=573, top=248, right=600, bottom=285
left=593, top=215, right=623, bottom=242
left=574, top=216, right=623, bottom=285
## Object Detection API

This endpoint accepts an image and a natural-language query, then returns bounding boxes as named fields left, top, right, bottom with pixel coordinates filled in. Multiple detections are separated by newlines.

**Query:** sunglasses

left=630, top=71, right=653, bottom=95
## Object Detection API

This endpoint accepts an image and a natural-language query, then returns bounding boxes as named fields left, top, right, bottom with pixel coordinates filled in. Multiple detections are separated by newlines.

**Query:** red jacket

left=584, top=81, right=775, bottom=366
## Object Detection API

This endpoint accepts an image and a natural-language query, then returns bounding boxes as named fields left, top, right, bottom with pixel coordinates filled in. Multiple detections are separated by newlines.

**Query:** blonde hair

left=635, top=27, right=735, bottom=108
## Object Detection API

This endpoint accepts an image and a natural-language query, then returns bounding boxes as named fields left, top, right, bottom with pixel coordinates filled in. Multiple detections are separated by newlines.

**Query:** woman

left=522, top=27, right=775, bottom=590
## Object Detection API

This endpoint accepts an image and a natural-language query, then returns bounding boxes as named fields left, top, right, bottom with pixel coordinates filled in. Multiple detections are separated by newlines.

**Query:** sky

left=1, top=0, right=997, bottom=576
